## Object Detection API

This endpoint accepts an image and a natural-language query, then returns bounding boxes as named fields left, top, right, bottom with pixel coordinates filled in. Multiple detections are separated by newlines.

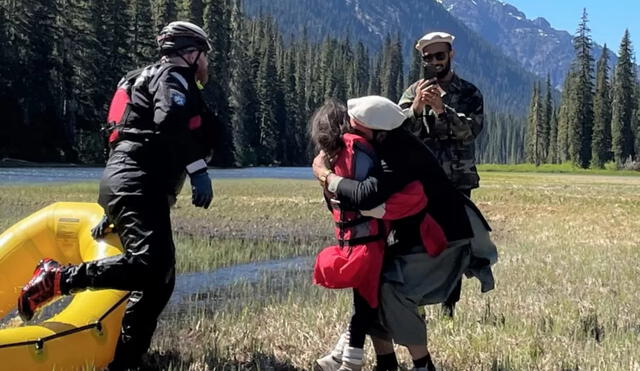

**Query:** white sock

left=342, top=346, right=364, bottom=365
left=331, top=332, right=349, bottom=359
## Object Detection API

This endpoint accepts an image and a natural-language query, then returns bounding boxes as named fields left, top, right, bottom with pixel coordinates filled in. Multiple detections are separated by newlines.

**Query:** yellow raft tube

left=0, top=202, right=129, bottom=370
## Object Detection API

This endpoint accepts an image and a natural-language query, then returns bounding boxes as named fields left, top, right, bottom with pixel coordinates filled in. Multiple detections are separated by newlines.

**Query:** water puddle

left=170, top=256, right=310, bottom=306
left=0, top=256, right=312, bottom=328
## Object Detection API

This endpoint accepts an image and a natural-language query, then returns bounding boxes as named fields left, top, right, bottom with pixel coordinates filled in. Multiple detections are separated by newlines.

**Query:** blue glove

left=189, top=170, right=213, bottom=208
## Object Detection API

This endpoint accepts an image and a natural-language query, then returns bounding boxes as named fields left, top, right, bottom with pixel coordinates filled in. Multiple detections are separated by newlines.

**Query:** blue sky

left=506, top=0, right=638, bottom=58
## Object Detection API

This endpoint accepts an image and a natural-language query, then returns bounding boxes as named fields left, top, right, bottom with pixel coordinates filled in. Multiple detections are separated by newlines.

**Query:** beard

left=196, top=68, right=209, bottom=87
left=436, top=60, right=452, bottom=79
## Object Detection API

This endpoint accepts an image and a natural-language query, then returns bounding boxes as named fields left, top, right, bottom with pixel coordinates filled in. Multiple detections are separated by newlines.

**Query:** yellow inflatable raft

left=0, top=202, right=129, bottom=370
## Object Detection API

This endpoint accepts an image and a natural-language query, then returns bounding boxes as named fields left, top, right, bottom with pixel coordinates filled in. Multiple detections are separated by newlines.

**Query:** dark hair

left=308, top=98, right=352, bottom=163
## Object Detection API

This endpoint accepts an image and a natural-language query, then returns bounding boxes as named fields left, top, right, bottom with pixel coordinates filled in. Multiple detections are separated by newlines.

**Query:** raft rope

left=0, top=293, right=131, bottom=350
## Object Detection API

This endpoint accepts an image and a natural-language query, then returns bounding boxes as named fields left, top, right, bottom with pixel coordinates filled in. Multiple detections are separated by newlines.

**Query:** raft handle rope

left=0, top=293, right=131, bottom=351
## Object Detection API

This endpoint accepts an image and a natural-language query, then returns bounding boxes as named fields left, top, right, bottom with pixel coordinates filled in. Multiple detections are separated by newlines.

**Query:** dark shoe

left=18, top=258, right=63, bottom=321
left=374, top=366, right=398, bottom=371
left=411, top=354, right=437, bottom=371
left=441, top=302, right=455, bottom=318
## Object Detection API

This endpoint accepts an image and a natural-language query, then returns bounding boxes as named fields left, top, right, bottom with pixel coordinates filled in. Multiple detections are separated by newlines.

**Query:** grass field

left=1, top=172, right=639, bottom=370
left=477, top=162, right=640, bottom=176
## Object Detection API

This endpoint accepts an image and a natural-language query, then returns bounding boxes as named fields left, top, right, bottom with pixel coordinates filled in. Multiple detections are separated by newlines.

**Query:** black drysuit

left=60, top=62, right=216, bottom=370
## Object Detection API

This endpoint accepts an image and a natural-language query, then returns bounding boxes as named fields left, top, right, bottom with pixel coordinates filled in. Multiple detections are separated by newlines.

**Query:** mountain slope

left=243, top=0, right=537, bottom=113
left=439, top=0, right=613, bottom=88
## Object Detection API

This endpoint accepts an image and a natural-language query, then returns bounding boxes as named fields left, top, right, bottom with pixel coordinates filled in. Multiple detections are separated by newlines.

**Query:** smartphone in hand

left=423, top=64, right=438, bottom=80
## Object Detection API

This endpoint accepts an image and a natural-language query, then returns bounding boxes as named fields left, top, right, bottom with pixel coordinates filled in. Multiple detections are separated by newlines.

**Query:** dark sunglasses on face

left=422, top=51, right=448, bottom=63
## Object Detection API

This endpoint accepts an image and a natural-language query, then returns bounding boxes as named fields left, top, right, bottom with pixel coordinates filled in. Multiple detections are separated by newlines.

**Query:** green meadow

left=0, top=172, right=639, bottom=370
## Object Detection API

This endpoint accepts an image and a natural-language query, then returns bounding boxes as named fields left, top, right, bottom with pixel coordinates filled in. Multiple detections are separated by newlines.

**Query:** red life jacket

left=105, top=63, right=204, bottom=146
left=313, top=134, right=447, bottom=308
left=105, top=66, right=154, bottom=145
left=313, top=134, right=387, bottom=307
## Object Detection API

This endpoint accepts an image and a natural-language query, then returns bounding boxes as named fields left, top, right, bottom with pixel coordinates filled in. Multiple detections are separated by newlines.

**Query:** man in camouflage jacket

left=399, top=31, right=483, bottom=195
left=399, top=31, right=484, bottom=318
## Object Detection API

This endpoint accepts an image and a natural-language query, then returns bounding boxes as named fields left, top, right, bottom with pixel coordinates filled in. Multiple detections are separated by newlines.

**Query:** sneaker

left=338, top=360, right=363, bottom=371
left=18, top=258, right=64, bottom=321
left=315, top=354, right=342, bottom=371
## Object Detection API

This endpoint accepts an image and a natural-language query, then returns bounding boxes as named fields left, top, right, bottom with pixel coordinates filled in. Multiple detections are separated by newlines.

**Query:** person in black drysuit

left=18, top=21, right=218, bottom=370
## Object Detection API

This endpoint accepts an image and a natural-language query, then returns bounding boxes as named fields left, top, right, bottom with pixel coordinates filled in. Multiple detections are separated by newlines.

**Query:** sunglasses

left=422, top=51, right=448, bottom=63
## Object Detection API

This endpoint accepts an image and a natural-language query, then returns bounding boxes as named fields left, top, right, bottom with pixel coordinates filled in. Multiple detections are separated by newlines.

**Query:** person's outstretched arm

left=326, top=160, right=414, bottom=210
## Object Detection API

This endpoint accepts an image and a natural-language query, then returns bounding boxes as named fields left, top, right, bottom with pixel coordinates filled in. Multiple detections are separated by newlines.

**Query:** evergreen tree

left=0, top=3, right=8, bottom=89
left=634, top=104, right=640, bottom=161
left=353, top=41, right=370, bottom=96
left=331, top=39, right=348, bottom=102
left=368, top=53, right=382, bottom=95
left=190, top=0, right=204, bottom=24
left=591, top=45, right=612, bottom=167
left=477, top=111, right=526, bottom=164
left=525, top=82, right=542, bottom=164
left=175, top=0, right=203, bottom=23
left=5, top=0, right=623, bottom=167
left=128, top=0, right=156, bottom=67
left=176, top=0, right=192, bottom=21
left=153, top=0, right=177, bottom=32
left=229, top=0, right=258, bottom=166
left=305, top=45, right=322, bottom=118
left=380, top=34, right=402, bottom=102
left=319, top=37, right=334, bottom=100
left=21, top=0, right=62, bottom=160
left=394, top=35, right=404, bottom=103
left=568, top=9, right=595, bottom=168
left=633, top=81, right=640, bottom=161
left=557, top=70, right=576, bottom=163
left=256, top=22, right=281, bottom=163
left=203, top=0, right=234, bottom=166
left=408, top=46, right=422, bottom=85
left=273, top=35, right=289, bottom=164
left=104, top=0, right=132, bottom=86
left=0, top=2, right=14, bottom=156
left=611, top=30, right=637, bottom=164
left=294, top=33, right=309, bottom=124
left=281, top=49, right=301, bottom=163
left=547, top=109, right=559, bottom=163
left=61, top=0, right=106, bottom=162
left=541, top=74, right=553, bottom=161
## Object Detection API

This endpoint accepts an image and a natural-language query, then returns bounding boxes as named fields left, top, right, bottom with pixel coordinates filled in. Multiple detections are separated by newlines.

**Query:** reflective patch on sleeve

left=170, top=72, right=189, bottom=90
left=170, top=89, right=186, bottom=106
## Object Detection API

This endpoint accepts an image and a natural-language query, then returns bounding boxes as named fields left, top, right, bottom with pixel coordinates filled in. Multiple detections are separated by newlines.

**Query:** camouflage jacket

left=398, top=73, right=484, bottom=190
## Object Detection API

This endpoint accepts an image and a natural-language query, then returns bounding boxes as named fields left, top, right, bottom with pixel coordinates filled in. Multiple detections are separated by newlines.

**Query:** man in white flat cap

left=399, top=31, right=484, bottom=318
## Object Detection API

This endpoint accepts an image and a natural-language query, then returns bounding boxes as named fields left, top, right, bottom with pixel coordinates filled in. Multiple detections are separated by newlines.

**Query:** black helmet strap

left=177, top=49, right=203, bottom=72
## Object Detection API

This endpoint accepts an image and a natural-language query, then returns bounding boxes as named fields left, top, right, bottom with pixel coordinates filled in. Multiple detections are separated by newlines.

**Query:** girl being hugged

left=309, top=96, right=446, bottom=371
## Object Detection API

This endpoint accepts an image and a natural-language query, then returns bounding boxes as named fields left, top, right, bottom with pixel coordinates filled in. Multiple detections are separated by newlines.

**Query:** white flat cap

left=415, top=31, right=455, bottom=51
left=347, top=95, right=407, bottom=131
